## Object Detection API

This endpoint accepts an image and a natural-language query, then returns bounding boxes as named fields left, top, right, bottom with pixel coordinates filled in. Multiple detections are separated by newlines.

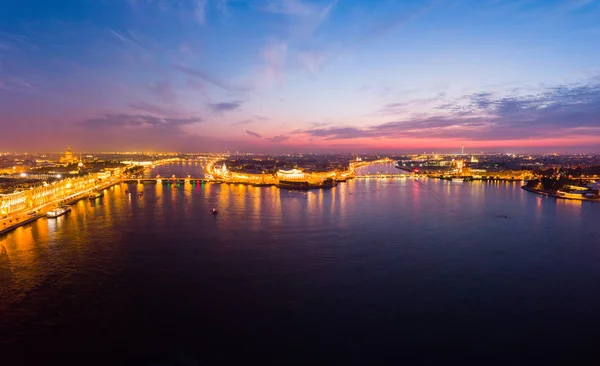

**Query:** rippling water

left=2, top=162, right=600, bottom=364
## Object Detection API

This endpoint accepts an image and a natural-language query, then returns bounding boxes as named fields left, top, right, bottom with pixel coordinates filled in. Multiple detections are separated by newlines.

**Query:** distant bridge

left=121, top=178, right=213, bottom=184
left=121, top=174, right=414, bottom=184
left=354, top=174, right=412, bottom=179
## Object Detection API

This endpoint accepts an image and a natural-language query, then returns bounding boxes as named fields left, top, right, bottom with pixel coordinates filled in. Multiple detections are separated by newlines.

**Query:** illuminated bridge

left=121, top=177, right=213, bottom=184
left=354, top=174, right=412, bottom=179
left=121, top=174, right=413, bottom=184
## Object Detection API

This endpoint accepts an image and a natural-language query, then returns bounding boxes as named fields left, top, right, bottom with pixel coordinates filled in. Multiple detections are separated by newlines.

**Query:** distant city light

left=20, top=173, right=27, bottom=178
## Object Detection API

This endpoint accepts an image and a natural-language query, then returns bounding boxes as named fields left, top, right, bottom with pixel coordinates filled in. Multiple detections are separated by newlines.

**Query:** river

left=1, top=162, right=600, bottom=364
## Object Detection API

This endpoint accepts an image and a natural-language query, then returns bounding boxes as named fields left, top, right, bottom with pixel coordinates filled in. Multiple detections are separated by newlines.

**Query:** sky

left=1, top=0, right=600, bottom=153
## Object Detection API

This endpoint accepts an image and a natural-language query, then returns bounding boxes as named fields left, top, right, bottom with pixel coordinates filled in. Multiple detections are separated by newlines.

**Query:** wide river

left=1, top=162, right=600, bottom=364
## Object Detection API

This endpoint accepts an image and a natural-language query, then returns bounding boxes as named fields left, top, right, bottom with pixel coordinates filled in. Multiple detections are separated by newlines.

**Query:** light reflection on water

left=1, top=163, right=600, bottom=364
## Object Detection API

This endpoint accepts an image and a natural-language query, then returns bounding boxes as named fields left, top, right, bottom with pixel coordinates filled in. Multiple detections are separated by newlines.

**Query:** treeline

left=526, top=177, right=575, bottom=191
left=123, top=165, right=145, bottom=175
left=533, top=165, right=600, bottom=177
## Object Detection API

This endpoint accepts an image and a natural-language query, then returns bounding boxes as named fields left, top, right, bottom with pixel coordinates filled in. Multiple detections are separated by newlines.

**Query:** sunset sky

left=1, top=0, right=600, bottom=153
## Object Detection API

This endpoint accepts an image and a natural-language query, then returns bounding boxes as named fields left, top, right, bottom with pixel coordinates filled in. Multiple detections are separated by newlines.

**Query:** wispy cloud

left=233, top=119, right=254, bottom=126
left=266, top=135, right=289, bottom=142
left=262, top=42, right=287, bottom=87
left=296, top=81, right=600, bottom=141
left=246, top=129, right=262, bottom=138
left=298, top=126, right=368, bottom=140
left=243, top=128, right=289, bottom=142
left=256, top=0, right=319, bottom=16
left=128, top=101, right=177, bottom=116
left=174, top=64, right=252, bottom=92
left=0, top=77, right=35, bottom=92
left=108, top=28, right=127, bottom=43
left=216, top=0, right=230, bottom=16
left=354, top=0, right=442, bottom=47
left=105, top=27, right=156, bottom=65
left=297, top=50, right=328, bottom=75
left=81, top=113, right=202, bottom=131
left=254, top=0, right=338, bottom=79
left=195, top=0, right=208, bottom=25
left=208, top=100, right=243, bottom=112
left=254, top=0, right=338, bottom=22
left=379, top=93, right=447, bottom=115
left=232, top=115, right=270, bottom=125
left=151, top=80, right=176, bottom=102
left=0, top=31, right=39, bottom=50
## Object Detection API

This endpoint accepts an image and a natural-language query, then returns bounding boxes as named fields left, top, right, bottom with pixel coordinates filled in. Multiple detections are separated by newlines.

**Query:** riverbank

left=521, top=185, right=600, bottom=202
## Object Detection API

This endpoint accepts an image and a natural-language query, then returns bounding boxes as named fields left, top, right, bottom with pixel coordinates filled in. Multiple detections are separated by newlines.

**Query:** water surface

left=2, top=162, right=600, bottom=364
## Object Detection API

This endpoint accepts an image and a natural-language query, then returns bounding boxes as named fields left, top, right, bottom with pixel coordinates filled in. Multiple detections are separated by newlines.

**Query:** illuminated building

left=276, top=169, right=305, bottom=180
left=60, top=146, right=79, bottom=164
left=451, top=159, right=465, bottom=174
left=0, top=192, right=27, bottom=215
left=1, top=173, right=102, bottom=216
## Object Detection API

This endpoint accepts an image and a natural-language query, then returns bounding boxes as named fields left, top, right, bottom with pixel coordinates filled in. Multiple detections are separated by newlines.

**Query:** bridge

left=121, top=173, right=415, bottom=185
left=354, top=173, right=412, bottom=179
left=121, top=177, right=212, bottom=184
left=352, top=158, right=395, bottom=168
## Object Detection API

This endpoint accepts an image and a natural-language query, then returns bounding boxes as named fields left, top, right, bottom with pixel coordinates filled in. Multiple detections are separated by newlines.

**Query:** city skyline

left=1, top=0, right=600, bottom=153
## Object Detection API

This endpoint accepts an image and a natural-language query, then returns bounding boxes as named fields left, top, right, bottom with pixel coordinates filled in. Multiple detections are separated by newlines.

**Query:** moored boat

left=47, top=207, right=68, bottom=218
left=314, top=178, right=337, bottom=189
left=277, top=178, right=337, bottom=190
left=60, top=205, right=72, bottom=212
left=88, top=190, right=104, bottom=200
left=277, top=180, right=310, bottom=190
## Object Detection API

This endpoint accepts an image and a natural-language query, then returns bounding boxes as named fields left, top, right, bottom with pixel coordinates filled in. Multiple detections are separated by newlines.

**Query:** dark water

left=2, top=162, right=600, bottom=365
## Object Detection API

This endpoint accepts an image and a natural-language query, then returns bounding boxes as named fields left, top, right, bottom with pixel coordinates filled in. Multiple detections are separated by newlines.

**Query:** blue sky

left=1, top=0, right=600, bottom=152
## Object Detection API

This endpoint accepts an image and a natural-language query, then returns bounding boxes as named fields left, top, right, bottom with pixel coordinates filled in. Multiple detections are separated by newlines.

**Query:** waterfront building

left=0, top=191, right=27, bottom=215
left=1, top=174, right=99, bottom=216
left=276, top=169, right=305, bottom=180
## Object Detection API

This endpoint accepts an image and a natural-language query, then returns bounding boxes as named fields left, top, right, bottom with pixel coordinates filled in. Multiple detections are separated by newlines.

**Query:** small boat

left=47, top=207, right=68, bottom=218
left=88, top=190, right=104, bottom=200
left=212, top=208, right=218, bottom=215
left=452, top=177, right=464, bottom=182
left=60, top=205, right=72, bottom=212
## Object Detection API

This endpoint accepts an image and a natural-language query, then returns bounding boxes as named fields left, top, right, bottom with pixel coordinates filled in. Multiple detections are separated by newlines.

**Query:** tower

left=461, top=145, right=464, bottom=155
